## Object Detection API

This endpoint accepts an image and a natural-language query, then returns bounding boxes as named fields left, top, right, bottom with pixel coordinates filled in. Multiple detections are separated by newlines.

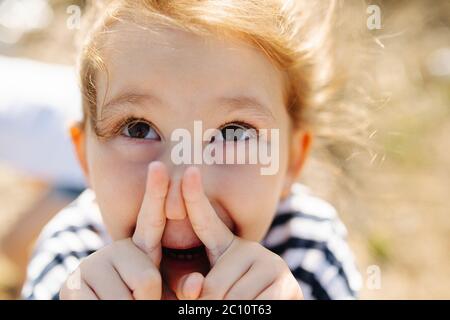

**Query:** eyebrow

left=215, top=96, right=276, bottom=121
left=101, top=92, right=162, bottom=113
left=101, top=91, right=276, bottom=121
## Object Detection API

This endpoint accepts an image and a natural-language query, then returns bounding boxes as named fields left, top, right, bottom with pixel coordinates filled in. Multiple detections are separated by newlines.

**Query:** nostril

left=165, top=179, right=188, bottom=220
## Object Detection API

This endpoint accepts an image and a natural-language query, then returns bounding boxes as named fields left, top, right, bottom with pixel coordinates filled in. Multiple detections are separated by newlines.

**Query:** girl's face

left=76, top=21, right=310, bottom=251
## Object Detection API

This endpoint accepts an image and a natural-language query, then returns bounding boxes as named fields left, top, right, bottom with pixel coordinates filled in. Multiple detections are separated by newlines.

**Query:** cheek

left=203, top=153, right=289, bottom=242
left=86, top=137, right=150, bottom=240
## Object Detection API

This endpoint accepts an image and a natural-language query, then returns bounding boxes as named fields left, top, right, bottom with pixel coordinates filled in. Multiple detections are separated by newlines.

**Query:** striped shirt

left=22, top=183, right=362, bottom=300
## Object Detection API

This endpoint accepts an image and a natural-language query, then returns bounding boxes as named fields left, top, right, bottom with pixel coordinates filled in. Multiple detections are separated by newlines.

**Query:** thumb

left=174, top=272, right=204, bottom=300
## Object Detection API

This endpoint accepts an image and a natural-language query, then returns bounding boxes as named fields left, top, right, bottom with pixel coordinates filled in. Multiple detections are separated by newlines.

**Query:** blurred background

left=0, top=0, right=449, bottom=299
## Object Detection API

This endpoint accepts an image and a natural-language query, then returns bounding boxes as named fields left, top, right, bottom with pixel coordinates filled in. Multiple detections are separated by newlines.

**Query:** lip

left=160, top=219, right=204, bottom=250
left=161, top=240, right=204, bottom=251
left=159, top=199, right=235, bottom=251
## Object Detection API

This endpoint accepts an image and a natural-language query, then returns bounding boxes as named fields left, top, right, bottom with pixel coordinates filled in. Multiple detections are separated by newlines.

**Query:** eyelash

left=216, top=120, right=260, bottom=141
left=110, top=116, right=159, bottom=138
left=103, top=116, right=259, bottom=141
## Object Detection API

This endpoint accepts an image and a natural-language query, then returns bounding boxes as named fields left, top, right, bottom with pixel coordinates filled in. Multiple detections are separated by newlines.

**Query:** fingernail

left=182, top=272, right=203, bottom=300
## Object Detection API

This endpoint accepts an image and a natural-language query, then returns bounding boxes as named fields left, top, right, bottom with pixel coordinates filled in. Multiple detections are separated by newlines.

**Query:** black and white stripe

left=22, top=184, right=361, bottom=300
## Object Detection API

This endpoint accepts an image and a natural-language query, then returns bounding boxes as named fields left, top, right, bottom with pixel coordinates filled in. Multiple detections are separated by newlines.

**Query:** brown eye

left=122, top=121, right=160, bottom=140
left=210, top=123, right=257, bottom=143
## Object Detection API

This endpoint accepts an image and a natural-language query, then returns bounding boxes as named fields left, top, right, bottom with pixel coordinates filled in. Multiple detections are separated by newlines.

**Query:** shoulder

left=263, top=184, right=362, bottom=300
left=21, top=189, right=109, bottom=300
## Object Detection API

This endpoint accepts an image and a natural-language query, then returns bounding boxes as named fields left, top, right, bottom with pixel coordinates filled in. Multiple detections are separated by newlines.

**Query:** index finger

left=132, top=161, right=169, bottom=267
left=181, top=166, right=235, bottom=265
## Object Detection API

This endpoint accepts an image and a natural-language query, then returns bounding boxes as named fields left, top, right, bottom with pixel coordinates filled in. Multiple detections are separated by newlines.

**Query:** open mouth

left=162, top=245, right=207, bottom=261
left=160, top=244, right=210, bottom=298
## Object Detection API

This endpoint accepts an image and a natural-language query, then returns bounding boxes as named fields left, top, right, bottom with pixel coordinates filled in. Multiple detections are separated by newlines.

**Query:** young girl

left=22, top=0, right=362, bottom=300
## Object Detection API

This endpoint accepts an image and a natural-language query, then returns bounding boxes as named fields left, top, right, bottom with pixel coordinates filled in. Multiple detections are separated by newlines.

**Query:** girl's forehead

left=102, top=21, right=270, bottom=66
left=96, top=21, right=289, bottom=117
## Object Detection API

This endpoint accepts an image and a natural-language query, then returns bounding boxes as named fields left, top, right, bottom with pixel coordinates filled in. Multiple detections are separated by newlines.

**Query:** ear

left=69, top=122, right=90, bottom=183
left=281, top=129, right=312, bottom=198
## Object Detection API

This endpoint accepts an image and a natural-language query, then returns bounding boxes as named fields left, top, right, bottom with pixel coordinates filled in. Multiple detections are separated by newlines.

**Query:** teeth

left=164, top=247, right=204, bottom=260
left=169, top=253, right=196, bottom=260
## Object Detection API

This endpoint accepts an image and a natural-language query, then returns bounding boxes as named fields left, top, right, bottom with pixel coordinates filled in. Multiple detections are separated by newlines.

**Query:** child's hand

left=175, top=166, right=303, bottom=300
left=60, top=162, right=171, bottom=300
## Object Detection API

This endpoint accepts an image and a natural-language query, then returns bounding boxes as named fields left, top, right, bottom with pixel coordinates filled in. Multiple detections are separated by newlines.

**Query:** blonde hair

left=76, top=0, right=371, bottom=198
left=77, top=0, right=338, bottom=130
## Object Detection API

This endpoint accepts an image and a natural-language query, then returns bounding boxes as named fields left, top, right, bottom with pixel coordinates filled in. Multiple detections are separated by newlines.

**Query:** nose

left=157, top=154, right=202, bottom=248
left=165, top=176, right=187, bottom=220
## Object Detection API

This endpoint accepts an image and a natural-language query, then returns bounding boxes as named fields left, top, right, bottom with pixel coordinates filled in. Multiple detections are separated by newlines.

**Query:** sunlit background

left=0, top=0, right=449, bottom=299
